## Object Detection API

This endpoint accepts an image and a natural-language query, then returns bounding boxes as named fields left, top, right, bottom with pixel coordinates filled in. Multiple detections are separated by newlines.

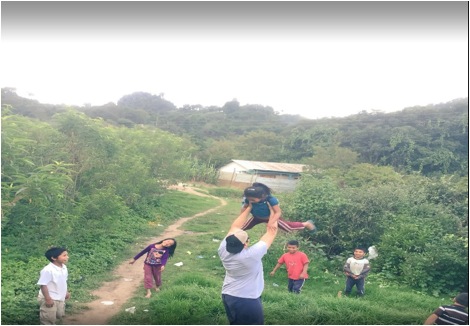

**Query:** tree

left=302, top=145, right=358, bottom=170
left=117, top=91, right=177, bottom=113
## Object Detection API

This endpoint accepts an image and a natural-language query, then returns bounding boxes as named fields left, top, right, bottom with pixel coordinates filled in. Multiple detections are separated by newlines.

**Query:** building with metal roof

left=218, top=159, right=307, bottom=192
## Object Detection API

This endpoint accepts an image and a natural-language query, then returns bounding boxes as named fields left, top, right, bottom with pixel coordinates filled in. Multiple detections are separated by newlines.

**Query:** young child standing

left=424, top=292, right=469, bottom=325
left=270, top=240, right=310, bottom=294
left=342, top=247, right=370, bottom=297
left=129, top=238, right=177, bottom=298
left=37, top=247, right=71, bottom=325
left=241, top=182, right=316, bottom=233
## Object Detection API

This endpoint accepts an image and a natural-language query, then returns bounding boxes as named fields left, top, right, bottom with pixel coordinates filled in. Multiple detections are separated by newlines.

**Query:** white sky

left=1, top=2, right=468, bottom=119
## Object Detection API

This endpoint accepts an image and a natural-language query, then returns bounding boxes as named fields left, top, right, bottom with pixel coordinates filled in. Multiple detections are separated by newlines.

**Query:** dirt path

left=63, top=186, right=227, bottom=325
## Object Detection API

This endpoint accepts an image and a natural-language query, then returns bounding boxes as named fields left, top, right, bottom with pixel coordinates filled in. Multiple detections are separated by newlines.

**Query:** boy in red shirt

left=270, top=240, right=310, bottom=294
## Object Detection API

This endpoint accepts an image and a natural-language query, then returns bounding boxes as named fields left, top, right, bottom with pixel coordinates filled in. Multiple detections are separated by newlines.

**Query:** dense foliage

left=280, top=170, right=468, bottom=296
left=0, top=107, right=219, bottom=324
left=3, top=88, right=467, bottom=176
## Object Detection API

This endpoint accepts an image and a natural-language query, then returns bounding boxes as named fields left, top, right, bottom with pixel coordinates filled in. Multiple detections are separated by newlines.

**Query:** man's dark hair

left=225, top=235, right=244, bottom=254
left=45, top=247, right=67, bottom=262
left=455, top=293, right=469, bottom=307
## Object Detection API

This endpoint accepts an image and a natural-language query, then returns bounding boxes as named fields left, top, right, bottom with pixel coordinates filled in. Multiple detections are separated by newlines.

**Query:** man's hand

left=266, top=202, right=278, bottom=230
left=267, top=218, right=278, bottom=229
left=260, top=201, right=279, bottom=249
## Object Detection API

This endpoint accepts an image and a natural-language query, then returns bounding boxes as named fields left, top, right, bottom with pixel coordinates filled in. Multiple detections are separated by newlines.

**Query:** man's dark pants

left=222, top=293, right=264, bottom=325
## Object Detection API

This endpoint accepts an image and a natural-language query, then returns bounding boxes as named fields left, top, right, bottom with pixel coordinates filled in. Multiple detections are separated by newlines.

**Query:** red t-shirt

left=278, top=251, right=310, bottom=280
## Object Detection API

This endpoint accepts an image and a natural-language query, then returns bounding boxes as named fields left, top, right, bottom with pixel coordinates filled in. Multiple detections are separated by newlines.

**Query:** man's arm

left=226, top=204, right=252, bottom=237
left=259, top=202, right=278, bottom=249
left=240, top=201, right=249, bottom=213
left=423, top=313, right=438, bottom=325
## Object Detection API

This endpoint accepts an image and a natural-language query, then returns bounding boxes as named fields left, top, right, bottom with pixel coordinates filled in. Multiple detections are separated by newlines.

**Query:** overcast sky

left=1, top=2, right=468, bottom=119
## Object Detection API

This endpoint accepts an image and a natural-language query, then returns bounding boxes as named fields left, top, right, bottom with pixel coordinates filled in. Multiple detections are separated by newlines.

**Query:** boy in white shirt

left=342, top=247, right=370, bottom=297
left=37, top=247, right=70, bottom=325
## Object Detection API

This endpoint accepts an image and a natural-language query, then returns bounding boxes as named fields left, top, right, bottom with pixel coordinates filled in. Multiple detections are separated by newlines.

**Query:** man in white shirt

left=218, top=202, right=278, bottom=325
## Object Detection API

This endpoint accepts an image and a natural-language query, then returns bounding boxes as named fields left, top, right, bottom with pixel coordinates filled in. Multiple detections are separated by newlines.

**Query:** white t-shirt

left=347, top=257, right=370, bottom=276
left=218, top=239, right=268, bottom=299
left=37, top=262, right=68, bottom=301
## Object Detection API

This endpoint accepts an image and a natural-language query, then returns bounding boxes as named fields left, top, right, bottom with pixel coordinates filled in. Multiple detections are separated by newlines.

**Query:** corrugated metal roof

left=232, top=160, right=306, bottom=173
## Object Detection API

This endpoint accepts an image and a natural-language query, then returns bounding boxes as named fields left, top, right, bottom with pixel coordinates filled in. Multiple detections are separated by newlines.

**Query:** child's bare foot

left=337, top=291, right=342, bottom=298
left=155, top=287, right=160, bottom=292
left=304, top=220, right=316, bottom=233
left=145, top=290, right=152, bottom=298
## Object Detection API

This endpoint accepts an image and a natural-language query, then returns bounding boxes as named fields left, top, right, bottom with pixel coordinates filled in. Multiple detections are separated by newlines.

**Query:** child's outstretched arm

left=267, top=204, right=281, bottom=228
left=129, top=244, right=152, bottom=264
left=270, top=262, right=283, bottom=276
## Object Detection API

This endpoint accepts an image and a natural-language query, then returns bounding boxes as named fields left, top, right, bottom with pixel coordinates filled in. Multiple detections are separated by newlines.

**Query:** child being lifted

left=240, top=182, right=316, bottom=233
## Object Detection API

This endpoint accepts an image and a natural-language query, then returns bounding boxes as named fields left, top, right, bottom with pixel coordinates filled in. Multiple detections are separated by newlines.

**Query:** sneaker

left=306, top=219, right=317, bottom=233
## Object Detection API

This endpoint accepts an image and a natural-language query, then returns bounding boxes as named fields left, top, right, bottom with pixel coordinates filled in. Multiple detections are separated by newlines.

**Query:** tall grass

left=108, top=198, right=448, bottom=325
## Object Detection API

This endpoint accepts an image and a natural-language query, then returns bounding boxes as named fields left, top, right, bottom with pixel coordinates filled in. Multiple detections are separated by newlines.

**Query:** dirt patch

left=63, top=187, right=227, bottom=325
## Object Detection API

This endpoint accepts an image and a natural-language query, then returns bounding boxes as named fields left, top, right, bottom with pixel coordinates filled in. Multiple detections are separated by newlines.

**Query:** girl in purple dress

left=130, top=238, right=177, bottom=298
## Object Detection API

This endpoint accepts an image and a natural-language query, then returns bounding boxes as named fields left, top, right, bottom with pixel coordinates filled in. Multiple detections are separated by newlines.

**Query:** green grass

left=108, top=198, right=449, bottom=325
left=153, top=189, right=221, bottom=224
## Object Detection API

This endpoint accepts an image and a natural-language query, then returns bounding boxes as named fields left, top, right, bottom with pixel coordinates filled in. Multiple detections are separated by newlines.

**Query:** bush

left=282, top=171, right=468, bottom=295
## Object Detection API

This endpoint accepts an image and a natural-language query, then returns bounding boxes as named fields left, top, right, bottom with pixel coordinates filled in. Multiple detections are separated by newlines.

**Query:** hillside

left=2, top=88, right=468, bottom=176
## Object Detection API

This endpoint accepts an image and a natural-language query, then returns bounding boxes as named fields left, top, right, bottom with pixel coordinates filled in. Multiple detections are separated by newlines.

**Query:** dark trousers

left=222, top=294, right=264, bottom=325
left=344, top=276, right=365, bottom=296
left=288, top=278, right=305, bottom=294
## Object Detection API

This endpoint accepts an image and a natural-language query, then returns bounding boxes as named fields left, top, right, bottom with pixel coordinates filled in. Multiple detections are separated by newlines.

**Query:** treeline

left=2, top=88, right=468, bottom=176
